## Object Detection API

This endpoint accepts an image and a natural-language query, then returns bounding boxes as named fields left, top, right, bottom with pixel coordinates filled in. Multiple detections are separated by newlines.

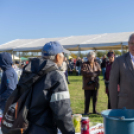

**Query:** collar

left=129, top=52, right=134, bottom=59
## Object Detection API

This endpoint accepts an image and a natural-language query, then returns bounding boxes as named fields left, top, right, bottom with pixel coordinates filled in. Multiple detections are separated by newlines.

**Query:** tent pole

left=78, top=45, right=81, bottom=57
left=19, top=52, right=20, bottom=63
left=121, top=43, right=123, bottom=55
left=126, top=46, right=128, bottom=52
left=12, top=51, right=14, bottom=62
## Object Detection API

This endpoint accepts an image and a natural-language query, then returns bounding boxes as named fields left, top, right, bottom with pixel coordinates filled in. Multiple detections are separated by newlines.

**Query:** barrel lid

left=81, top=117, right=89, bottom=120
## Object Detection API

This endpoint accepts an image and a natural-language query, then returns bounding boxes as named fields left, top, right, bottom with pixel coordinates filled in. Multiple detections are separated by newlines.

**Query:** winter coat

left=26, top=58, right=75, bottom=134
left=0, top=52, right=18, bottom=111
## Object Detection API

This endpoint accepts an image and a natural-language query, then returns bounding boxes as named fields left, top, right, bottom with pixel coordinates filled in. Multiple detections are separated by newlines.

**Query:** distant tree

left=70, top=53, right=77, bottom=58
left=96, top=51, right=107, bottom=58
left=122, top=50, right=127, bottom=54
left=69, top=49, right=127, bottom=59
left=74, top=52, right=88, bottom=58
left=114, top=50, right=121, bottom=56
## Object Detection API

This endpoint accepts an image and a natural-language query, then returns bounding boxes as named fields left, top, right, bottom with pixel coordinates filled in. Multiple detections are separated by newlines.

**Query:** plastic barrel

left=101, top=108, right=134, bottom=134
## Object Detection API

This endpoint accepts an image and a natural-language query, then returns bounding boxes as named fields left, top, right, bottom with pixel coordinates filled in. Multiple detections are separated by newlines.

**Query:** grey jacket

left=109, top=52, right=134, bottom=109
left=26, top=58, right=75, bottom=134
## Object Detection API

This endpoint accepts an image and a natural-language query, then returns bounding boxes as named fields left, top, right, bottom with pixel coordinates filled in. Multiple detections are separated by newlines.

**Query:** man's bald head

left=129, top=33, right=134, bottom=42
left=128, top=33, right=134, bottom=56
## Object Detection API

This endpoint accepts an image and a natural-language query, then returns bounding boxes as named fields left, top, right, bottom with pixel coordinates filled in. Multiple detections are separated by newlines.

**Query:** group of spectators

left=58, top=57, right=82, bottom=84
left=0, top=50, right=127, bottom=115
left=81, top=33, right=134, bottom=115
left=0, top=42, right=75, bottom=134
left=81, top=50, right=117, bottom=114
left=1, top=33, right=134, bottom=134
left=0, top=50, right=122, bottom=115
left=0, top=60, right=30, bottom=80
left=67, top=57, right=83, bottom=76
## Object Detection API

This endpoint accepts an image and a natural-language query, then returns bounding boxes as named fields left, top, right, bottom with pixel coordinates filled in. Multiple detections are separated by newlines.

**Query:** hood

left=24, top=57, right=58, bottom=74
left=0, top=52, right=13, bottom=70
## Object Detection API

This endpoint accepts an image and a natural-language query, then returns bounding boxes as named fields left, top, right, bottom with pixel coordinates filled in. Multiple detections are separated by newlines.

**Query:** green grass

left=68, top=75, right=107, bottom=122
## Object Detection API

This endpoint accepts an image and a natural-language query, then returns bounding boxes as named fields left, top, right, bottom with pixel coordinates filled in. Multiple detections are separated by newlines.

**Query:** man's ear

left=55, top=54, right=61, bottom=63
left=56, top=54, right=60, bottom=62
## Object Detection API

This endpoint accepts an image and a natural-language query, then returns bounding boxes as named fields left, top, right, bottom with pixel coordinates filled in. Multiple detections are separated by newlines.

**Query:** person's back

left=101, top=58, right=107, bottom=69
left=27, top=41, right=75, bottom=134
left=69, top=60, right=74, bottom=70
left=0, top=52, right=18, bottom=112
left=76, top=58, right=82, bottom=75
left=76, top=59, right=82, bottom=67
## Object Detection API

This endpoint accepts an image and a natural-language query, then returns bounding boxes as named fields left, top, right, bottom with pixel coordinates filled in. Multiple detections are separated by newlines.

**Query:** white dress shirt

left=130, top=52, right=134, bottom=66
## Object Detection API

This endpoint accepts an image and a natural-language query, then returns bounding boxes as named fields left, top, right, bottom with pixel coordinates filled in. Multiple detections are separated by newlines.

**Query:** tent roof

left=0, top=32, right=133, bottom=52
left=11, top=55, right=20, bottom=60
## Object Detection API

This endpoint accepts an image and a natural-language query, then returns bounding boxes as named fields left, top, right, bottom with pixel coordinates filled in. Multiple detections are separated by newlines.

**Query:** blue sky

left=0, top=0, right=134, bottom=45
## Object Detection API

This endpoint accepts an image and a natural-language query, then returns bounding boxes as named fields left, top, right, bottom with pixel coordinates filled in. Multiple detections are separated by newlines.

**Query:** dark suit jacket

left=109, top=52, right=134, bottom=109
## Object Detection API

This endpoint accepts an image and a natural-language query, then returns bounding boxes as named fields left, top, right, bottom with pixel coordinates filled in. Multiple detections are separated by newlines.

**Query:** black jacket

left=26, top=58, right=75, bottom=134
left=101, top=58, right=107, bottom=68
left=76, top=60, right=82, bottom=67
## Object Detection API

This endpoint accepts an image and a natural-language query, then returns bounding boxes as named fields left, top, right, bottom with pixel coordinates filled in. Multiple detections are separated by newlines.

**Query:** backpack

left=1, top=61, right=57, bottom=134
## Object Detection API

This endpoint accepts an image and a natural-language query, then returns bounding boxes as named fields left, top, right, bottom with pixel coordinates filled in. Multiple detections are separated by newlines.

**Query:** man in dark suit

left=109, top=33, right=134, bottom=109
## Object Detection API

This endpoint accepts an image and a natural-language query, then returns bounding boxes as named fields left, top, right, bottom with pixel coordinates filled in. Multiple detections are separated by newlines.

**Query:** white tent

left=0, top=32, right=133, bottom=52
left=11, top=55, right=20, bottom=60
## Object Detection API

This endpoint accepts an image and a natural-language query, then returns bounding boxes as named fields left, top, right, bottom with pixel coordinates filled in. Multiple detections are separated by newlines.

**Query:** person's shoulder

left=81, top=62, right=89, bottom=68
left=4, top=68, right=14, bottom=76
left=49, top=70, right=68, bottom=86
left=4, top=70, right=18, bottom=80
left=115, top=52, right=129, bottom=61
left=82, top=61, right=89, bottom=65
left=94, top=62, right=101, bottom=69
left=49, top=69, right=65, bottom=80
left=95, top=61, right=100, bottom=66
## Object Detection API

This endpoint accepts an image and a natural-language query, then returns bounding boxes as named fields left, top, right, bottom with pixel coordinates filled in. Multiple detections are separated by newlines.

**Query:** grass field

left=68, top=75, right=107, bottom=122
left=0, top=75, right=106, bottom=122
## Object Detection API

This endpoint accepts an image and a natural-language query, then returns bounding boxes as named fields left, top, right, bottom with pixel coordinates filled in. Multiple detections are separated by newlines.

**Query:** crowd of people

left=0, top=42, right=75, bottom=134
left=0, top=33, right=134, bottom=134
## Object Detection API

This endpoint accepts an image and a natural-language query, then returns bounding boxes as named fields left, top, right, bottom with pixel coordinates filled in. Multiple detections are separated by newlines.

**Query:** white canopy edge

left=0, top=32, right=133, bottom=52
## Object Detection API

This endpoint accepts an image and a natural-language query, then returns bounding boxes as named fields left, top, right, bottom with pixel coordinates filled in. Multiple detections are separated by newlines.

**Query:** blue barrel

left=101, top=108, right=134, bottom=134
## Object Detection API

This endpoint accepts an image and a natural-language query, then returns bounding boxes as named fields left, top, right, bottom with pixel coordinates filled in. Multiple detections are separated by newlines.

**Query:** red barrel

left=81, top=117, right=90, bottom=134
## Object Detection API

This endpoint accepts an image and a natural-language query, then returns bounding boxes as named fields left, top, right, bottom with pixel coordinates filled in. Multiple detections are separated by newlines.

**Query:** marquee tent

left=11, top=55, right=20, bottom=60
left=0, top=32, right=133, bottom=52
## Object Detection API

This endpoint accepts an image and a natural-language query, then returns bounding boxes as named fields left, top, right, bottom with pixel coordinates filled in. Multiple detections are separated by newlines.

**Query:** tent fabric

left=11, top=55, right=20, bottom=60
left=0, top=32, right=133, bottom=52
left=0, top=39, right=37, bottom=52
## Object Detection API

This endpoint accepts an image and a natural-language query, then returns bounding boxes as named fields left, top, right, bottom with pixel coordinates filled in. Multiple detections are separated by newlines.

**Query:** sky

left=0, top=0, right=134, bottom=45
